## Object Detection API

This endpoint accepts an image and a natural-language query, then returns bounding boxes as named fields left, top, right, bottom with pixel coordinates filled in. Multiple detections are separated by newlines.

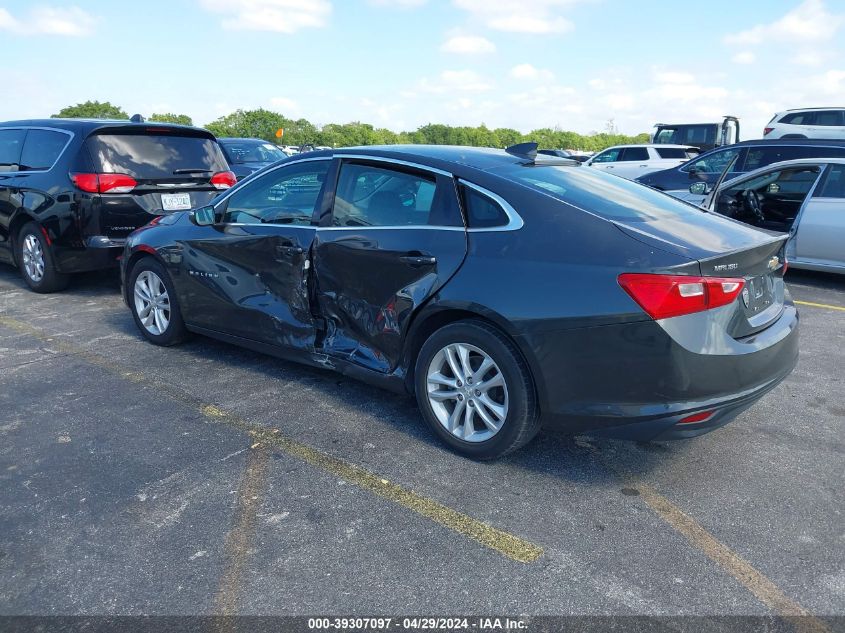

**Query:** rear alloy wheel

left=129, top=258, right=188, bottom=346
left=17, top=222, right=68, bottom=293
left=415, top=320, right=540, bottom=460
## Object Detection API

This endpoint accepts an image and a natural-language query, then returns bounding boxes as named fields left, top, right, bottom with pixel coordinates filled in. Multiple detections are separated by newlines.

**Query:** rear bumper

left=53, top=237, right=126, bottom=273
left=520, top=302, right=799, bottom=440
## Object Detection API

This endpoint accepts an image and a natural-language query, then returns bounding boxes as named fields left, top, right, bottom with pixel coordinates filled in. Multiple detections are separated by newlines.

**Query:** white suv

left=584, top=144, right=699, bottom=180
left=764, top=108, right=845, bottom=140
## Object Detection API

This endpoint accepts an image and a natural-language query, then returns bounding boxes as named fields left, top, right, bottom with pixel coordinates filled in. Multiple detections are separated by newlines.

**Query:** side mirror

left=689, top=182, right=708, bottom=196
left=191, top=205, right=217, bottom=226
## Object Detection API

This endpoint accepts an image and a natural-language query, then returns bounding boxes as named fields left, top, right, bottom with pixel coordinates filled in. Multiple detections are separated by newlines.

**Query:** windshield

left=221, top=141, right=286, bottom=164
left=86, top=132, right=228, bottom=179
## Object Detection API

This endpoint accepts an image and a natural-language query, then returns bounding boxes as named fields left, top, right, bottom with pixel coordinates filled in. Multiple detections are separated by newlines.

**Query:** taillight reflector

left=211, top=170, right=237, bottom=190
left=70, top=173, right=137, bottom=194
left=618, top=274, right=745, bottom=320
left=678, top=410, right=715, bottom=425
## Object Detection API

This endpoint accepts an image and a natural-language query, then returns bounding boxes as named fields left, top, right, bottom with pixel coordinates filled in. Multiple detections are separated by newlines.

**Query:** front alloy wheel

left=426, top=343, right=509, bottom=442
left=133, top=270, right=171, bottom=335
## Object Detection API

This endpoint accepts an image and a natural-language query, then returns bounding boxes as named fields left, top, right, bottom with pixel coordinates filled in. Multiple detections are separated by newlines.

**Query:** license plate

left=161, top=193, right=191, bottom=211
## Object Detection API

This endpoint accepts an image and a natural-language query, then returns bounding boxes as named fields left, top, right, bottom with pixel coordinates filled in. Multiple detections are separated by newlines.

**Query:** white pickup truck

left=584, top=144, right=699, bottom=180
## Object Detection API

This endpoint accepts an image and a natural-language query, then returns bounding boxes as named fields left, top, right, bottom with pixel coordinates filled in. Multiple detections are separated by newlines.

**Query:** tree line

left=51, top=100, right=649, bottom=151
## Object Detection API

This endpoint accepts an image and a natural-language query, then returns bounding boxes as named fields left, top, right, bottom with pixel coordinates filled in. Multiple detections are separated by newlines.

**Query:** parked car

left=217, top=137, right=287, bottom=180
left=120, top=143, right=797, bottom=459
left=584, top=144, right=699, bottom=179
left=651, top=116, right=740, bottom=152
left=0, top=118, right=234, bottom=292
left=636, top=139, right=845, bottom=205
left=764, top=108, right=845, bottom=140
left=691, top=158, right=845, bottom=274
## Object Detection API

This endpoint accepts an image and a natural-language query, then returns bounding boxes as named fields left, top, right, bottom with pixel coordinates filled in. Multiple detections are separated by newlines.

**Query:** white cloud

left=414, top=69, right=494, bottom=94
left=270, top=96, right=300, bottom=114
left=453, top=0, right=576, bottom=34
left=0, top=5, right=96, bottom=36
left=653, top=70, right=695, bottom=84
left=509, top=63, right=554, bottom=81
left=368, top=0, right=427, bottom=6
left=200, top=0, right=331, bottom=33
left=724, top=0, right=844, bottom=45
left=440, top=34, right=495, bottom=54
left=732, top=51, right=756, bottom=64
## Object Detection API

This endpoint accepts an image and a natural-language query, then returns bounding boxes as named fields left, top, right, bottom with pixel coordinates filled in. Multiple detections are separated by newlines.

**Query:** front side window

left=815, top=164, right=845, bottom=198
left=681, top=147, right=741, bottom=174
left=332, top=162, right=440, bottom=227
left=591, top=148, right=621, bottom=163
left=0, top=129, right=26, bottom=171
left=20, top=129, right=69, bottom=171
left=221, top=160, right=329, bottom=225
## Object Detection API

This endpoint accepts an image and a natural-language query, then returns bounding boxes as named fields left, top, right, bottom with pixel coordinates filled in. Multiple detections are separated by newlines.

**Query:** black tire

left=16, top=222, right=69, bottom=293
left=128, top=257, right=189, bottom=346
left=414, top=319, right=540, bottom=460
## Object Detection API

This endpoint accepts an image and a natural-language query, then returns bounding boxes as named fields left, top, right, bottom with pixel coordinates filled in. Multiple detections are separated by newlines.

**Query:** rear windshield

left=656, top=147, right=698, bottom=159
left=653, top=125, right=716, bottom=147
left=86, top=132, right=228, bottom=179
left=494, top=163, right=706, bottom=223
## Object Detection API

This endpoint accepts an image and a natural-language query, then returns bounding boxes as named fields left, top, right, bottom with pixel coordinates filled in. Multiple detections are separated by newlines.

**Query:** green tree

left=52, top=100, right=127, bottom=119
left=149, top=113, right=193, bottom=126
left=205, top=108, right=289, bottom=142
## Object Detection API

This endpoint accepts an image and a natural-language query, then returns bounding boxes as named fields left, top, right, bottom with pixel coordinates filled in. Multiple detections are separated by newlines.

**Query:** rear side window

left=20, top=129, right=69, bottom=171
left=780, top=112, right=815, bottom=125
left=86, top=132, right=228, bottom=179
left=815, top=164, right=845, bottom=198
left=681, top=147, right=742, bottom=174
left=0, top=129, right=26, bottom=171
left=620, top=147, right=649, bottom=161
left=461, top=185, right=508, bottom=228
left=656, top=147, right=694, bottom=159
left=332, top=162, right=453, bottom=227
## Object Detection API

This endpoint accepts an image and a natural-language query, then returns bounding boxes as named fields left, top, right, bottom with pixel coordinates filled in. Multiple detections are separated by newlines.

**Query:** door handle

left=275, top=244, right=304, bottom=260
left=399, top=253, right=436, bottom=267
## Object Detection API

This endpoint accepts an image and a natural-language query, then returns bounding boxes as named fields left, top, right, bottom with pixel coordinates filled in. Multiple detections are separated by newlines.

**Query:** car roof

left=330, top=144, right=539, bottom=172
left=782, top=107, right=845, bottom=112
left=600, top=143, right=697, bottom=150
left=218, top=137, right=275, bottom=143
left=0, top=118, right=213, bottom=136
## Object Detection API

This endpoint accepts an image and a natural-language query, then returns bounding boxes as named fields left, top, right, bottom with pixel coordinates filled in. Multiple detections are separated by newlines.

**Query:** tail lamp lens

left=763, top=127, right=774, bottom=135
left=70, top=173, right=136, bottom=193
left=211, top=170, right=237, bottom=190
left=618, top=274, right=745, bottom=320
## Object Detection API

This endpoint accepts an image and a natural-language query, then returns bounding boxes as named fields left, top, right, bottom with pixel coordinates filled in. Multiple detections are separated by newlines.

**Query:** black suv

left=0, top=119, right=234, bottom=292
left=636, top=139, right=845, bottom=200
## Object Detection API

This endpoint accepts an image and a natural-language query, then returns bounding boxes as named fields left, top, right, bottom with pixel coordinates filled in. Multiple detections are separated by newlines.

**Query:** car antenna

left=130, top=114, right=145, bottom=123
left=505, top=142, right=538, bottom=162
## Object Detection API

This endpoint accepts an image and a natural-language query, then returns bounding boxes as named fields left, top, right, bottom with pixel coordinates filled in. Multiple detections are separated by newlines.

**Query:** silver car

left=691, top=158, right=845, bottom=274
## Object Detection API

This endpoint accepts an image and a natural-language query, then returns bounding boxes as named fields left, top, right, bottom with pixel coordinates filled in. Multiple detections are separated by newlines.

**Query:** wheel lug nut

left=468, top=400, right=475, bottom=407
left=467, top=377, right=473, bottom=384
left=457, top=394, right=463, bottom=401
left=456, top=381, right=462, bottom=387
left=475, top=389, right=481, bottom=396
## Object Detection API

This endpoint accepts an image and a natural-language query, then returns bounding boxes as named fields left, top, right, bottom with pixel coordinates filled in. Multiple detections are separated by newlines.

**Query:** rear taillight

left=782, top=256, right=789, bottom=275
left=211, top=170, right=237, bottom=190
left=618, top=274, right=745, bottom=320
left=70, top=173, right=137, bottom=194
left=763, top=127, right=774, bottom=135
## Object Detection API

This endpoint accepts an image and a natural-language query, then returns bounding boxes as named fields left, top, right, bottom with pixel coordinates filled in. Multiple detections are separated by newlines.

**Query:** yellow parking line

left=795, top=300, right=845, bottom=312
left=635, top=484, right=829, bottom=633
left=0, top=316, right=543, bottom=564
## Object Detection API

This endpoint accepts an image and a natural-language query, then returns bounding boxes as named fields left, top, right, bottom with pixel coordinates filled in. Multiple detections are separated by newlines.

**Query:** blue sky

left=1, top=0, right=844, bottom=138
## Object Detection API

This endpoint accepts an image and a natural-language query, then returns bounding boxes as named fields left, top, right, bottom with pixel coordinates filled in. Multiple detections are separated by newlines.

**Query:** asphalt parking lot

left=0, top=265, right=842, bottom=626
